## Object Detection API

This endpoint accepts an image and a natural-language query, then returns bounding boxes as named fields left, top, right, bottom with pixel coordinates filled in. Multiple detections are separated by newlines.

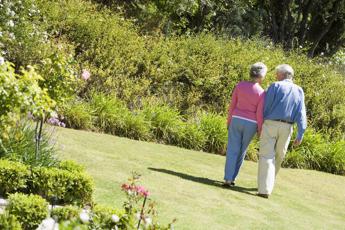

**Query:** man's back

left=264, top=78, right=307, bottom=140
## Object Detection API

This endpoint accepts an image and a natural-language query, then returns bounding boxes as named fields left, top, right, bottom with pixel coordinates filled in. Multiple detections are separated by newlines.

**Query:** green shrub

left=0, top=62, right=54, bottom=140
left=142, top=104, right=184, bottom=145
left=200, top=113, right=227, bottom=154
left=7, top=193, right=48, bottom=230
left=0, top=159, right=93, bottom=204
left=39, top=0, right=345, bottom=138
left=51, top=206, right=81, bottom=223
left=0, top=0, right=51, bottom=68
left=177, top=122, right=206, bottom=151
left=283, top=129, right=329, bottom=170
left=90, top=93, right=151, bottom=140
left=58, top=160, right=85, bottom=173
left=91, top=205, right=126, bottom=230
left=30, top=167, right=94, bottom=205
left=89, top=93, right=129, bottom=134
left=60, top=99, right=93, bottom=130
left=245, top=137, right=259, bottom=162
left=322, top=140, right=345, bottom=175
left=0, top=212, right=22, bottom=230
left=1, top=121, right=59, bottom=167
left=0, top=160, right=29, bottom=197
left=122, top=112, right=152, bottom=141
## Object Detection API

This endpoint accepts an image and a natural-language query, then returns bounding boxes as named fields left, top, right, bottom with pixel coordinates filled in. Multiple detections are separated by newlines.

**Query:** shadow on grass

left=148, top=167, right=257, bottom=196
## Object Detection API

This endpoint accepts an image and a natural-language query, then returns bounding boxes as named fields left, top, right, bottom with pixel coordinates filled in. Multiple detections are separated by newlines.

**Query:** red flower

left=121, top=183, right=130, bottom=191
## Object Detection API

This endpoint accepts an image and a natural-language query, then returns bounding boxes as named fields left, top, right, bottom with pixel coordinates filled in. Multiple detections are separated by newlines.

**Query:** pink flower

left=121, top=184, right=149, bottom=197
left=81, top=69, right=91, bottom=81
left=136, top=186, right=150, bottom=197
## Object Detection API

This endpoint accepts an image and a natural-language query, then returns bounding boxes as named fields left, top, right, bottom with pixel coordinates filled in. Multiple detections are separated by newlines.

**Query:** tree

left=257, top=0, right=345, bottom=56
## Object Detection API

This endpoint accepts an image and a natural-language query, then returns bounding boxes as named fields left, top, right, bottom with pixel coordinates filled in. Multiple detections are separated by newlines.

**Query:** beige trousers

left=258, top=120, right=293, bottom=195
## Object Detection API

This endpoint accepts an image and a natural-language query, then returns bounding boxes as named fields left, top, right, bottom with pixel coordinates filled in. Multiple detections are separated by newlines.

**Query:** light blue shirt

left=264, top=79, right=307, bottom=140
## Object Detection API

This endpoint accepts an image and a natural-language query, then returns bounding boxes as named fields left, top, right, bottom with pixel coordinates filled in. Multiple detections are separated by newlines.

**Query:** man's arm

left=263, top=83, right=276, bottom=118
left=294, top=89, right=307, bottom=145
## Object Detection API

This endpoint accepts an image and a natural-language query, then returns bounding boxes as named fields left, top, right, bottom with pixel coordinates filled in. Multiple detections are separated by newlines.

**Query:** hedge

left=30, top=167, right=93, bottom=206
left=0, top=160, right=94, bottom=205
left=0, top=160, right=29, bottom=197
left=7, top=193, right=48, bottom=230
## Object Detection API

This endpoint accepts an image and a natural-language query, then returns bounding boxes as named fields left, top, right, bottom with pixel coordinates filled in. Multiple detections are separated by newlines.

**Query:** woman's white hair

left=250, top=62, right=267, bottom=78
left=276, top=64, right=294, bottom=79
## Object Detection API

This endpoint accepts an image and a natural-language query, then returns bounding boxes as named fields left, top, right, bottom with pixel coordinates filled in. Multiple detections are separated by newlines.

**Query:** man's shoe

left=257, top=193, right=269, bottom=199
left=222, top=181, right=235, bottom=188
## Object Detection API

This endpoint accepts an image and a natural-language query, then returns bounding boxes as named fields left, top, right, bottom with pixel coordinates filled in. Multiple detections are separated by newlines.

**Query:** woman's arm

left=256, top=92, right=265, bottom=135
left=227, top=85, right=239, bottom=127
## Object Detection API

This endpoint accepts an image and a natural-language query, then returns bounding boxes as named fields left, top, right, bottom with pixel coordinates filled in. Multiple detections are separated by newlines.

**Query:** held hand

left=293, top=138, right=302, bottom=147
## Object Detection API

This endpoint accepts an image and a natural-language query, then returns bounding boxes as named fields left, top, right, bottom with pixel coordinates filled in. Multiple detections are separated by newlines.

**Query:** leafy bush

left=60, top=99, right=94, bottom=130
left=200, top=112, right=227, bottom=154
left=89, top=92, right=129, bottom=133
left=39, top=0, right=345, bottom=139
left=0, top=62, right=54, bottom=140
left=245, top=137, right=259, bottom=162
left=30, top=166, right=94, bottom=205
left=0, top=212, right=22, bottom=230
left=122, top=112, right=152, bottom=141
left=38, top=48, right=80, bottom=104
left=283, top=129, right=329, bottom=170
left=91, top=205, right=126, bottom=230
left=142, top=104, right=184, bottom=145
left=58, top=160, right=85, bottom=173
left=0, top=160, right=29, bottom=197
left=177, top=122, right=206, bottom=151
left=90, top=93, right=151, bottom=140
left=322, top=140, right=345, bottom=175
left=51, top=206, right=81, bottom=222
left=0, top=0, right=50, bottom=68
left=0, top=121, right=59, bottom=167
left=7, top=193, right=48, bottom=230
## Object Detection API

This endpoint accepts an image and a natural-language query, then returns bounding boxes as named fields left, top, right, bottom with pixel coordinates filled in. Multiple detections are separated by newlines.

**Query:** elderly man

left=257, top=64, right=307, bottom=198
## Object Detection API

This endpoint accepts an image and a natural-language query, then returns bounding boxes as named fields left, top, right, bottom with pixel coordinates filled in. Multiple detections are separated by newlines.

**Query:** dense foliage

left=0, top=159, right=94, bottom=205
left=0, top=122, right=58, bottom=167
left=7, top=193, right=48, bottom=230
left=0, top=0, right=344, bottom=175
left=0, top=62, right=53, bottom=141
left=96, top=0, right=345, bottom=56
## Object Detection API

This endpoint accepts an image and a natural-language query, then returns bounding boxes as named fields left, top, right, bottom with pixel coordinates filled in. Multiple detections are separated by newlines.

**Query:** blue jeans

left=224, top=117, right=257, bottom=181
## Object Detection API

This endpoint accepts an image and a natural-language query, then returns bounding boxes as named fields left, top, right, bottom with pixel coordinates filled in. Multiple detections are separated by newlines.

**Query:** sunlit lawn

left=57, top=127, right=345, bottom=230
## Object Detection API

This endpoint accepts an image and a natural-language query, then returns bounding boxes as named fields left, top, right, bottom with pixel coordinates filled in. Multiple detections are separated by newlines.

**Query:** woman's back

left=227, top=81, right=265, bottom=131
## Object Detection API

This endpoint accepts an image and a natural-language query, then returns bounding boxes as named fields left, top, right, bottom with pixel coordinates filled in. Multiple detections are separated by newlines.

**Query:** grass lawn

left=56, top=127, right=345, bottom=230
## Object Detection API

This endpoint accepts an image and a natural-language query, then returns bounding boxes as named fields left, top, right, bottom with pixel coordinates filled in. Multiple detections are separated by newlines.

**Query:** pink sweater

left=227, top=81, right=265, bottom=134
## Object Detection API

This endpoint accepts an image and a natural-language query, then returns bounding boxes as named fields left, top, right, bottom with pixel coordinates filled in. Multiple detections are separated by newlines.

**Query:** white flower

left=145, top=217, right=152, bottom=227
left=320, top=52, right=324, bottom=56
left=135, top=212, right=141, bottom=220
left=7, top=20, right=14, bottom=27
left=111, top=214, right=120, bottom=223
left=37, top=218, right=58, bottom=230
left=50, top=111, right=58, bottom=119
left=0, top=57, right=4, bottom=65
left=0, top=31, right=2, bottom=37
left=79, top=211, right=90, bottom=223
left=9, top=33, right=15, bottom=40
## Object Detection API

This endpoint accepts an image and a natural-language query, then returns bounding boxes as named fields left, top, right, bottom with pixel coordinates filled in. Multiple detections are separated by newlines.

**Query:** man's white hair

left=250, top=62, right=268, bottom=78
left=276, top=64, right=294, bottom=79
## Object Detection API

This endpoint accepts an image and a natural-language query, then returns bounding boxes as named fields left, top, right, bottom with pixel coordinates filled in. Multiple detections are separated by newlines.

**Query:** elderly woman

left=224, top=62, right=267, bottom=187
